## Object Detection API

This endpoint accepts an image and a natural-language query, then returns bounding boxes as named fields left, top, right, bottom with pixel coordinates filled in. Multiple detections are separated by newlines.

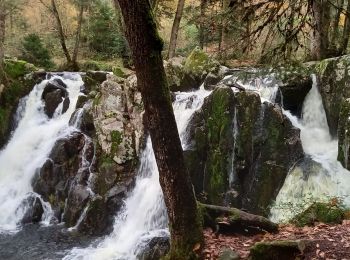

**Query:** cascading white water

left=270, top=75, right=350, bottom=222
left=0, top=74, right=83, bottom=233
left=64, top=88, right=210, bottom=260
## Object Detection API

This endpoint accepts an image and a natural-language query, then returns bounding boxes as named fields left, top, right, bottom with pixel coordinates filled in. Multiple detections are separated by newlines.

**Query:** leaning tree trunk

left=51, top=0, right=72, bottom=66
left=117, top=0, right=203, bottom=258
left=199, top=0, right=207, bottom=49
left=0, top=1, right=5, bottom=82
left=341, top=1, right=350, bottom=54
left=168, top=0, right=185, bottom=59
left=72, top=2, right=84, bottom=70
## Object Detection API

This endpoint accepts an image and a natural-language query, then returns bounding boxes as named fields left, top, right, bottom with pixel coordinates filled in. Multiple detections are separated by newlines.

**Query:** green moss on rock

left=291, top=202, right=345, bottom=227
left=250, top=240, right=306, bottom=260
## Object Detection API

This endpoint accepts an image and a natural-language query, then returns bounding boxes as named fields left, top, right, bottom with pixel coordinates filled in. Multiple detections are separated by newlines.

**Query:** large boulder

left=164, top=48, right=220, bottom=92
left=41, top=79, right=68, bottom=118
left=185, top=86, right=304, bottom=215
left=315, top=55, right=350, bottom=136
left=338, top=98, right=350, bottom=169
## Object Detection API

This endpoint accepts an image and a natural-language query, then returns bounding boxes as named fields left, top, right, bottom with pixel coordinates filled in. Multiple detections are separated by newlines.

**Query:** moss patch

left=291, top=202, right=346, bottom=227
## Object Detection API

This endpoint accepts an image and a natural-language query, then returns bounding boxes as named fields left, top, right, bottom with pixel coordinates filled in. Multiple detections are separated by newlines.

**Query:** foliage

left=85, top=0, right=128, bottom=58
left=20, top=34, right=53, bottom=69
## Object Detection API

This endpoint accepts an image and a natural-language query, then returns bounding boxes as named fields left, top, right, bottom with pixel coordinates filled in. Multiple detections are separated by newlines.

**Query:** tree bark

left=310, top=0, right=331, bottom=60
left=330, top=0, right=344, bottom=51
left=116, top=0, right=203, bottom=258
left=341, top=1, right=350, bottom=54
left=168, top=0, right=185, bottom=59
left=50, top=0, right=72, bottom=65
left=72, top=2, right=84, bottom=68
left=0, top=1, right=6, bottom=82
left=199, top=0, right=207, bottom=49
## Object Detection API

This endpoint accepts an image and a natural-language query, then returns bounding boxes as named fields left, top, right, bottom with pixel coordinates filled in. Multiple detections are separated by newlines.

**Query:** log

left=200, top=203, right=278, bottom=234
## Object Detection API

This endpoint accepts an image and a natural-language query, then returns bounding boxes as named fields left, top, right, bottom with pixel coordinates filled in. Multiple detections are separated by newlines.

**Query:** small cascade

left=0, top=73, right=83, bottom=233
left=64, top=88, right=210, bottom=260
left=270, top=75, right=350, bottom=222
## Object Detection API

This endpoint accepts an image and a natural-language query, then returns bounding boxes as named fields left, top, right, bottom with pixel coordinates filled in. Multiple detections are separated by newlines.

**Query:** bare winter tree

left=116, top=0, right=203, bottom=258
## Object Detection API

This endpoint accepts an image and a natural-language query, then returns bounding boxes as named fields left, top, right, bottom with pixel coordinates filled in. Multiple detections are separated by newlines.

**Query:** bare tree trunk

left=199, top=0, right=207, bottom=49
left=50, top=0, right=72, bottom=65
left=341, top=1, right=350, bottom=54
left=116, top=0, right=203, bottom=258
left=310, top=0, right=331, bottom=60
left=72, top=2, right=84, bottom=69
left=168, top=0, right=185, bottom=59
left=330, top=0, right=344, bottom=51
left=0, top=2, right=5, bottom=81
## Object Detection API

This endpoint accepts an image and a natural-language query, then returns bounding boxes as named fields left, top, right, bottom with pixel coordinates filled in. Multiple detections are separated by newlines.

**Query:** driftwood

left=200, top=203, right=278, bottom=234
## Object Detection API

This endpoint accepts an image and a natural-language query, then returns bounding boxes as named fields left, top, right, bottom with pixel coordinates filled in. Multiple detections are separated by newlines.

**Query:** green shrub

left=20, top=34, right=53, bottom=69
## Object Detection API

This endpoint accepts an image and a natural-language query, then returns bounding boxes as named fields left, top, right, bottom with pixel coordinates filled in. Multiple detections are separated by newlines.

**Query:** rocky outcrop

left=32, top=73, right=144, bottom=235
left=338, top=98, right=350, bottom=169
left=185, top=86, right=303, bottom=215
left=41, top=78, right=69, bottom=118
left=0, top=59, right=39, bottom=149
left=315, top=55, right=350, bottom=136
left=164, top=47, right=220, bottom=92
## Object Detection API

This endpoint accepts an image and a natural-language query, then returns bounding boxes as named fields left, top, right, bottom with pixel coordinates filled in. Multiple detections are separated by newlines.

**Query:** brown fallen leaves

left=203, top=221, right=350, bottom=259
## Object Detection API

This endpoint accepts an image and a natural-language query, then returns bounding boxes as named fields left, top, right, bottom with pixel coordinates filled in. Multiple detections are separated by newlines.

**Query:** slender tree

left=168, top=0, right=185, bottom=59
left=0, top=0, right=6, bottom=81
left=116, top=0, right=203, bottom=258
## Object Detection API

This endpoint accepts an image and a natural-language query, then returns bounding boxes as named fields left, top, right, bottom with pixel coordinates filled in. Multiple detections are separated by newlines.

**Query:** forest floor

left=203, top=221, right=350, bottom=259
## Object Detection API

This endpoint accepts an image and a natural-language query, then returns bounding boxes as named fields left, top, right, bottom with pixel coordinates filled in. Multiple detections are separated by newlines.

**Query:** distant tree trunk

left=310, top=0, right=331, bottom=60
left=50, top=0, right=72, bottom=66
left=199, top=0, right=207, bottom=49
left=0, top=2, right=5, bottom=81
left=168, top=0, right=185, bottom=59
left=72, top=2, right=84, bottom=69
left=330, top=0, right=344, bottom=51
left=116, top=0, right=203, bottom=258
left=341, top=1, right=350, bottom=54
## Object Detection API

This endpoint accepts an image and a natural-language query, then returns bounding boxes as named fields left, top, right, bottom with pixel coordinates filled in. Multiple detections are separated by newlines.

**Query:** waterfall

left=64, top=88, right=210, bottom=260
left=270, top=75, right=350, bottom=222
left=0, top=73, right=83, bottom=233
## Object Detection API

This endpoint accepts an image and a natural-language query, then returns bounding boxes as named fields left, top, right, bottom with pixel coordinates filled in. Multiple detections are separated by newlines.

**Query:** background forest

left=2, top=0, right=350, bottom=72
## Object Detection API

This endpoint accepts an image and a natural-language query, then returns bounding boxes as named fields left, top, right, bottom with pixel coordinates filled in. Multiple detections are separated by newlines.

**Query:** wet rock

left=338, top=98, right=350, bottom=169
left=315, top=55, right=350, bottom=136
left=63, top=184, right=91, bottom=227
left=20, top=196, right=44, bottom=224
left=185, top=87, right=303, bottom=215
left=75, top=95, right=88, bottom=109
left=185, top=86, right=235, bottom=204
left=249, top=240, right=307, bottom=260
left=62, top=97, right=70, bottom=114
left=138, top=236, right=170, bottom=260
left=41, top=79, right=69, bottom=118
left=86, top=71, right=109, bottom=83
left=43, top=89, right=64, bottom=118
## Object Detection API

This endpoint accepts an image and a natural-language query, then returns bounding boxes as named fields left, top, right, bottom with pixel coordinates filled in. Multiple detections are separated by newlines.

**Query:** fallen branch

left=200, top=203, right=278, bottom=234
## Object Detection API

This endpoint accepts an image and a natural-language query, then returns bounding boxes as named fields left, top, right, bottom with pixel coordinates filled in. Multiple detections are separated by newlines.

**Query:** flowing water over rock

left=270, top=76, right=350, bottom=222
left=0, top=73, right=82, bottom=233
left=64, top=89, right=210, bottom=260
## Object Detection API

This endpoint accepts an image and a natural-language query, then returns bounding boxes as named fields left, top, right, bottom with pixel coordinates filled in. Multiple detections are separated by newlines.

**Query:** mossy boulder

left=315, top=55, right=350, bottom=136
left=291, top=202, right=345, bottom=227
left=185, top=86, right=235, bottom=204
left=219, top=248, right=240, bottom=260
left=337, top=98, right=350, bottom=169
left=164, top=48, right=220, bottom=92
left=0, top=59, right=38, bottom=149
left=185, top=88, right=303, bottom=215
left=249, top=240, right=307, bottom=260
